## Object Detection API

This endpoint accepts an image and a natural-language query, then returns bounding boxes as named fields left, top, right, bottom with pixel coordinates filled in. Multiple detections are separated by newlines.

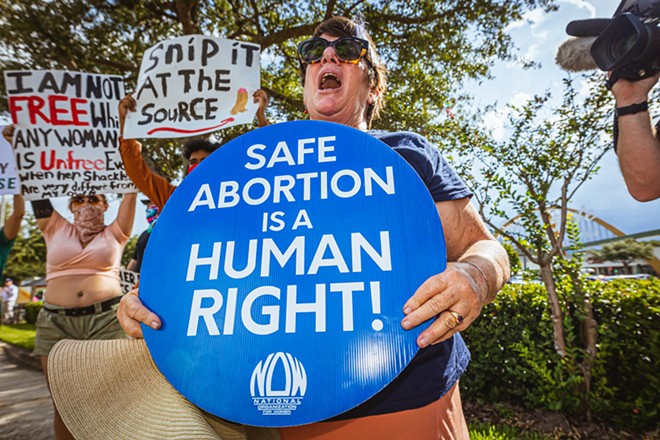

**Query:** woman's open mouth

left=320, top=72, right=341, bottom=90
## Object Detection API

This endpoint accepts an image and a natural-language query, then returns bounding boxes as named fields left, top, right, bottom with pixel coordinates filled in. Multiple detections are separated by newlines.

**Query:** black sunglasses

left=297, top=37, right=369, bottom=65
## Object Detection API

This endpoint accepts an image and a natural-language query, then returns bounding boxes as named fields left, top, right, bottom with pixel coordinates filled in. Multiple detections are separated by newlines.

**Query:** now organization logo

left=250, top=352, right=307, bottom=416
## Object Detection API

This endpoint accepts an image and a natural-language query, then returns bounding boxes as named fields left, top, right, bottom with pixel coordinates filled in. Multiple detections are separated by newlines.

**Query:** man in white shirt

left=2, top=278, right=18, bottom=323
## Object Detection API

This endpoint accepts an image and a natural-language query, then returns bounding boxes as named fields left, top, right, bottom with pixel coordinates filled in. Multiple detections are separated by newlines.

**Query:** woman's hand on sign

left=400, top=198, right=508, bottom=348
left=253, top=89, right=269, bottom=128
left=118, top=288, right=161, bottom=338
left=2, top=124, right=15, bottom=145
left=400, top=262, right=486, bottom=348
left=118, top=94, right=137, bottom=137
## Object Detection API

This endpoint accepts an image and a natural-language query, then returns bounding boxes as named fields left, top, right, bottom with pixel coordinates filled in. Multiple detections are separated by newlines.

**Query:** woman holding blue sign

left=113, top=16, right=509, bottom=440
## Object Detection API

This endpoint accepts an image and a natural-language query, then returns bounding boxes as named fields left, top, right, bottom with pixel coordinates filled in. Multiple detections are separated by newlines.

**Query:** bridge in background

left=498, top=208, right=660, bottom=273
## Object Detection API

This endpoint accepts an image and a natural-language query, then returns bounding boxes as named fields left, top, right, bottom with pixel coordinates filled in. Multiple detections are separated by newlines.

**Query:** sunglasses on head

left=72, top=195, right=103, bottom=204
left=297, top=37, right=369, bottom=65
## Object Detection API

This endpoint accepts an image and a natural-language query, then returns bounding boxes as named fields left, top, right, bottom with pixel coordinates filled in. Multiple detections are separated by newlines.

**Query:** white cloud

left=523, top=43, right=541, bottom=61
left=509, top=92, right=533, bottom=107
left=523, top=9, right=549, bottom=29
left=507, top=7, right=547, bottom=30
left=483, top=110, right=508, bottom=141
left=558, top=0, right=597, bottom=18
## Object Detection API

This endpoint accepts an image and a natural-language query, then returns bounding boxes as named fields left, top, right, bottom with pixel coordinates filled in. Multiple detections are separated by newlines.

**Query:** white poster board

left=124, top=35, right=261, bottom=138
left=4, top=70, right=134, bottom=200
left=119, top=269, right=139, bottom=295
left=0, top=126, right=20, bottom=195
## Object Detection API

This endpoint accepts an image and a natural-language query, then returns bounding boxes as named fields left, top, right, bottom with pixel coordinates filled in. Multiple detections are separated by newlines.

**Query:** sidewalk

left=0, top=342, right=54, bottom=440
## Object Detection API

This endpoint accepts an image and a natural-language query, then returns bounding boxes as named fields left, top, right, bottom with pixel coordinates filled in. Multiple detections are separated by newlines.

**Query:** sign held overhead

left=124, top=35, right=261, bottom=138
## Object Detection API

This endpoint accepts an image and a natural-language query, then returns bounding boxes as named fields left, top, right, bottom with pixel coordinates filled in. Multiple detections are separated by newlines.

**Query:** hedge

left=461, top=279, right=659, bottom=431
left=23, top=301, right=43, bottom=325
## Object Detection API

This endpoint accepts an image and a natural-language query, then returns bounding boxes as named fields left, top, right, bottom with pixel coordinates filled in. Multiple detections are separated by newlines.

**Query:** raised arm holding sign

left=49, top=17, right=509, bottom=440
left=0, top=127, right=25, bottom=283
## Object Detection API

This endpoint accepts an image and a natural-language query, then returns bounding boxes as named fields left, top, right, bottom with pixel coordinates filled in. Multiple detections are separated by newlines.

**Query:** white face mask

left=72, top=204, right=105, bottom=244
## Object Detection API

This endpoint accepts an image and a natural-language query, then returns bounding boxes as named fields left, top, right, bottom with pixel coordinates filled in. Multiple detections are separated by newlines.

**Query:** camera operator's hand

left=609, top=72, right=660, bottom=202
left=609, top=72, right=660, bottom=106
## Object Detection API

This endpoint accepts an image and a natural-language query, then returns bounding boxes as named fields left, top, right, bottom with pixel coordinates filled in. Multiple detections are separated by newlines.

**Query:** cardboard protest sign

left=124, top=35, right=261, bottom=138
left=4, top=70, right=134, bottom=200
left=119, top=269, right=139, bottom=295
left=140, top=121, right=447, bottom=427
left=0, top=126, right=20, bottom=195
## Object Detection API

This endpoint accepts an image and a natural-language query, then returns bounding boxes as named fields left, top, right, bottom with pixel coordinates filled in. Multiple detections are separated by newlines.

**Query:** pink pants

left=280, top=382, right=469, bottom=440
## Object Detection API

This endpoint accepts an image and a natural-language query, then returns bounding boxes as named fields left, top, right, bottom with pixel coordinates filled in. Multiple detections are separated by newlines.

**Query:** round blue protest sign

left=141, top=120, right=446, bottom=427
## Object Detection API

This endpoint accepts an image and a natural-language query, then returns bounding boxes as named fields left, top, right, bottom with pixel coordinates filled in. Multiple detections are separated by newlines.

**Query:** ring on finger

left=448, top=310, right=464, bottom=326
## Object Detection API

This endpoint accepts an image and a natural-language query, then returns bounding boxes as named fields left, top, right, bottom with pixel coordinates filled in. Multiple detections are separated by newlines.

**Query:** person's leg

left=41, top=302, right=125, bottom=439
left=40, top=355, right=75, bottom=440
left=8, top=302, right=16, bottom=323
left=1, top=300, right=9, bottom=323
left=438, top=382, right=469, bottom=439
left=35, top=306, right=76, bottom=440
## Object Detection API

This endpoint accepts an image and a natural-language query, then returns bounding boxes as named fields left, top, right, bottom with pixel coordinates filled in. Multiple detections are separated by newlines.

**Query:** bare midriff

left=44, top=274, right=121, bottom=308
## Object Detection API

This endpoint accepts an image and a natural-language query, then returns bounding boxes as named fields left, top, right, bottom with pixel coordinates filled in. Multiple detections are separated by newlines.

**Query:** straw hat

left=48, top=338, right=281, bottom=440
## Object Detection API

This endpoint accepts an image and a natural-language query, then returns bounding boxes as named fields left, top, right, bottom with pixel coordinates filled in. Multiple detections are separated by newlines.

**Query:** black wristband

left=615, top=101, right=648, bottom=116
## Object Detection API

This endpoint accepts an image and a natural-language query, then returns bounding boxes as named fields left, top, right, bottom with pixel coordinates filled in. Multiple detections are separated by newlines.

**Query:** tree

left=122, top=234, right=139, bottom=269
left=553, top=216, right=597, bottom=420
left=3, top=214, right=47, bottom=282
left=448, top=75, right=612, bottom=356
left=502, top=241, right=521, bottom=274
left=589, top=239, right=654, bottom=274
left=0, top=0, right=556, bottom=180
left=445, top=75, right=612, bottom=418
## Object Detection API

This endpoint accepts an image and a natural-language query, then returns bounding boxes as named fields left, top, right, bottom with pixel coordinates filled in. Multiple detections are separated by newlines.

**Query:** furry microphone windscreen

left=555, top=37, right=599, bottom=72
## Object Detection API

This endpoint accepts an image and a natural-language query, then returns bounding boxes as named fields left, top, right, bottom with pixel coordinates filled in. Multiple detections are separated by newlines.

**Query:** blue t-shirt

left=332, top=130, right=473, bottom=419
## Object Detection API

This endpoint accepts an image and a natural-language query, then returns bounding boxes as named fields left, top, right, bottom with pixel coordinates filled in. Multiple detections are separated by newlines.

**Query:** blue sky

left=466, top=0, right=659, bottom=236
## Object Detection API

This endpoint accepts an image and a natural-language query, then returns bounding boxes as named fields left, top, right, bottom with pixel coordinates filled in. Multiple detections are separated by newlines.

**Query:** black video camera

left=568, top=0, right=660, bottom=81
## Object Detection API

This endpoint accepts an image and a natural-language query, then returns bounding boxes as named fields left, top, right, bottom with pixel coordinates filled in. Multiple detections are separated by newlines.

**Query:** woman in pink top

left=34, top=192, right=136, bottom=440
left=3, top=124, right=138, bottom=439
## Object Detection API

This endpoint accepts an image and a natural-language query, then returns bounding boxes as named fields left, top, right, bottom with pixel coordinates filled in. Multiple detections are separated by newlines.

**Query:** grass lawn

left=469, top=422, right=551, bottom=439
left=0, top=323, right=36, bottom=350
